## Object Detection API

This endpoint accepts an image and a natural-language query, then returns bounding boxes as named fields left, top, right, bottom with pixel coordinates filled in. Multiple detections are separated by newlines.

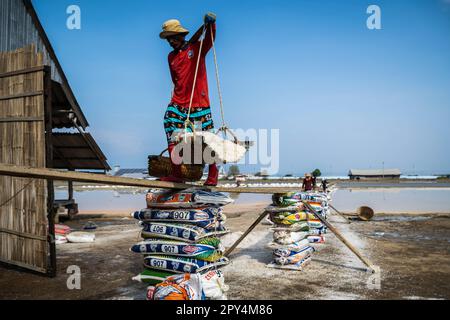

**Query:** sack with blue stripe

left=144, top=255, right=229, bottom=273
left=132, top=207, right=225, bottom=224
left=130, top=238, right=224, bottom=262
left=273, top=246, right=315, bottom=266
left=141, top=222, right=228, bottom=242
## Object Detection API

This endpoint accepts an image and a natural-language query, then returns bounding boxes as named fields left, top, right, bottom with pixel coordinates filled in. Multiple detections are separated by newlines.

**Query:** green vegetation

left=312, top=169, right=322, bottom=177
left=228, top=165, right=240, bottom=177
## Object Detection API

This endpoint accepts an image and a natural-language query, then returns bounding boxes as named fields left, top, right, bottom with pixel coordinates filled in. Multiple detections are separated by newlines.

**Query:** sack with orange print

left=152, top=273, right=205, bottom=300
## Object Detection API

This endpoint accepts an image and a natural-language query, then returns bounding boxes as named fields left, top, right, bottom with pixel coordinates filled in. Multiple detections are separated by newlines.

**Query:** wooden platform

left=0, top=164, right=300, bottom=194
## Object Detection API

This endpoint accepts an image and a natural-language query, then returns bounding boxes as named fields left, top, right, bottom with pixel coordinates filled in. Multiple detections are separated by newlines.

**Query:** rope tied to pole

left=185, top=24, right=207, bottom=142
left=210, top=27, right=226, bottom=132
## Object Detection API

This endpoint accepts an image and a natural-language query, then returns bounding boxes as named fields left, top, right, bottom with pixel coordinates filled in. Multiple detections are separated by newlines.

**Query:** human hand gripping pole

left=204, top=12, right=216, bottom=24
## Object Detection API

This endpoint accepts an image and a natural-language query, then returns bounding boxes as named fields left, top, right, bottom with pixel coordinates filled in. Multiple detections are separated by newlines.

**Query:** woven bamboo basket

left=356, top=206, right=374, bottom=221
left=148, top=149, right=204, bottom=182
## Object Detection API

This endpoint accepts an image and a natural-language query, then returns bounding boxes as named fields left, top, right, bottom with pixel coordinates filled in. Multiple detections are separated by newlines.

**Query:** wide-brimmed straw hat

left=159, top=19, right=189, bottom=39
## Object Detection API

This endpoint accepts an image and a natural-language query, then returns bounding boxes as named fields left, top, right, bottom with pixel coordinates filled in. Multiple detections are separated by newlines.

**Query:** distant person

left=321, top=179, right=328, bottom=193
left=159, top=13, right=219, bottom=186
left=302, top=173, right=315, bottom=192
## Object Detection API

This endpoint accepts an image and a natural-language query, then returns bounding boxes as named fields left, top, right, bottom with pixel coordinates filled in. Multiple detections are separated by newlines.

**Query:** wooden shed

left=348, top=169, right=401, bottom=180
left=0, top=0, right=110, bottom=276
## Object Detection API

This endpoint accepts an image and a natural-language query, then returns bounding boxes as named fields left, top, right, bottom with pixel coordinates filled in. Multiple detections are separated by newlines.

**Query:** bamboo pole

left=302, top=201, right=375, bottom=273
left=329, top=204, right=352, bottom=224
left=224, top=211, right=268, bottom=257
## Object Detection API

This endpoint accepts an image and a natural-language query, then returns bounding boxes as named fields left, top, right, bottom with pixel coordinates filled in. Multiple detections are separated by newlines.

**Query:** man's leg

left=160, top=143, right=185, bottom=183
left=160, top=104, right=186, bottom=183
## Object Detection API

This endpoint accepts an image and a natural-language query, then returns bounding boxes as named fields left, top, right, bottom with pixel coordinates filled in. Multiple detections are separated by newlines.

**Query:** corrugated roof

left=348, top=169, right=401, bottom=176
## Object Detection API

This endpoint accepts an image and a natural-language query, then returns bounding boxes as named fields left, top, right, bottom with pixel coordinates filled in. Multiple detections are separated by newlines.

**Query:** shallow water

left=55, top=189, right=147, bottom=212
left=55, top=187, right=450, bottom=213
left=331, top=188, right=450, bottom=213
left=55, top=188, right=273, bottom=212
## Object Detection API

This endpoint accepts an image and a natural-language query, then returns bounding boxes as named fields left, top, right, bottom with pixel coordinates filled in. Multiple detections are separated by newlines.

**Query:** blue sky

left=32, top=0, right=450, bottom=175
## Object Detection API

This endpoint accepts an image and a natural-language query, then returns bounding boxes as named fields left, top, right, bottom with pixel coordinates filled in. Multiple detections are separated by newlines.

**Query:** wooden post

left=44, top=66, right=56, bottom=277
left=68, top=170, right=74, bottom=201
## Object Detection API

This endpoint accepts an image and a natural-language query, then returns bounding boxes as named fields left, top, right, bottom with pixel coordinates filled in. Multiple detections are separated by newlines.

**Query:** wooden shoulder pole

left=303, top=201, right=375, bottom=273
left=0, top=164, right=301, bottom=194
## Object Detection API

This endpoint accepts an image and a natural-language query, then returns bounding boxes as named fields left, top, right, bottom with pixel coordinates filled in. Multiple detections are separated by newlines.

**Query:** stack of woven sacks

left=130, top=188, right=233, bottom=300
left=265, top=192, right=330, bottom=270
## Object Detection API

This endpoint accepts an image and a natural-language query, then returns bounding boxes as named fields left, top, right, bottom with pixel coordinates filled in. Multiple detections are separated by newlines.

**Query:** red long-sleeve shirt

left=168, top=23, right=216, bottom=108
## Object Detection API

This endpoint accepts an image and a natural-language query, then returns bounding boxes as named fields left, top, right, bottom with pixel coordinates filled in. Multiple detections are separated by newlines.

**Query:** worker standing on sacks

left=159, top=13, right=219, bottom=186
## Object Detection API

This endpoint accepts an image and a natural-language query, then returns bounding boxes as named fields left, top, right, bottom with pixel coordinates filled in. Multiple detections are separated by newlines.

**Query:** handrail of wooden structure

left=0, top=164, right=301, bottom=194
left=0, top=65, right=46, bottom=79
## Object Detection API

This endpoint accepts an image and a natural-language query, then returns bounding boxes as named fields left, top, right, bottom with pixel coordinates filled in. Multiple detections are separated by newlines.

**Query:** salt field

left=331, top=188, right=450, bottom=213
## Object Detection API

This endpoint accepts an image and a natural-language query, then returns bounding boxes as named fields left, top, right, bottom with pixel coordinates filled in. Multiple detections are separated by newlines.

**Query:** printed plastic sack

left=273, top=230, right=308, bottom=245
left=146, top=189, right=233, bottom=209
left=265, top=204, right=305, bottom=213
left=307, top=235, right=325, bottom=243
left=267, top=238, right=310, bottom=251
left=131, top=238, right=224, bottom=262
left=144, top=255, right=229, bottom=274
left=140, top=222, right=228, bottom=242
left=152, top=273, right=204, bottom=300
left=271, top=222, right=310, bottom=232
left=270, top=212, right=316, bottom=225
left=278, top=192, right=327, bottom=202
left=200, top=270, right=229, bottom=300
left=267, top=256, right=312, bottom=271
left=271, top=198, right=300, bottom=208
left=132, top=207, right=225, bottom=225
left=308, top=220, right=324, bottom=229
left=273, top=246, right=315, bottom=265
left=306, top=201, right=327, bottom=212
left=308, top=227, right=327, bottom=235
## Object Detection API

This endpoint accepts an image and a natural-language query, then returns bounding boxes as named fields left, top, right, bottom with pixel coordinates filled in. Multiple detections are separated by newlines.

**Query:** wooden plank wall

left=0, top=45, right=49, bottom=273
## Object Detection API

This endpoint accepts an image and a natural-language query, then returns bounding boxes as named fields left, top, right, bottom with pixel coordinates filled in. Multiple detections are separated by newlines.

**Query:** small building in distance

left=348, top=169, right=401, bottom=180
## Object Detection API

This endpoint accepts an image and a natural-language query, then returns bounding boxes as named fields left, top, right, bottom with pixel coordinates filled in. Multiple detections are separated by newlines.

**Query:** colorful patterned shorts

left=164, top=104, right=214, bottom=144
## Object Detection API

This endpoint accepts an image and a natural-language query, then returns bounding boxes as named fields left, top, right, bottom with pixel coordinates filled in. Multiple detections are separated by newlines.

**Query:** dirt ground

left=0, top=202, right=449, bottom=300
